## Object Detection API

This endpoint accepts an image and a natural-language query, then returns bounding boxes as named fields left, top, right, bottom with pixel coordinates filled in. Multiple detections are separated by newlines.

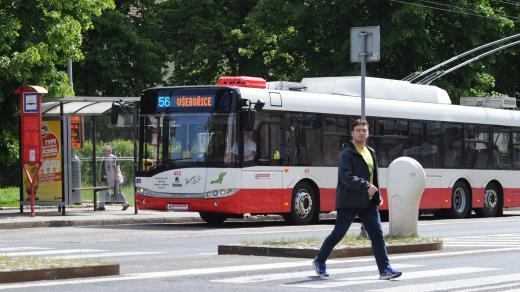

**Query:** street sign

left=16, top=85, right=48, bottom=217
left=350, top=26, right=380, bottom=63
left=350, top=26, right=381, bottom=119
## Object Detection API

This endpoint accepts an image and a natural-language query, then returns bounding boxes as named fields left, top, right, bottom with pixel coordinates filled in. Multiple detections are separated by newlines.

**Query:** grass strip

left=243, top=234, right=440, bottom=248
left=0, top=256, right=108, bottom=272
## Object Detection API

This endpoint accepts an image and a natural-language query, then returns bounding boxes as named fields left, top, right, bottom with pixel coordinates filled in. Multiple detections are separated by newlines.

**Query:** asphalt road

left=2, top=210, right=520, bottom=291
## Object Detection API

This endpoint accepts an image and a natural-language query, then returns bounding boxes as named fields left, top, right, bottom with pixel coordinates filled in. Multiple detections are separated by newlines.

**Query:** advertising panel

left=23, top=119, right=63, bottom=202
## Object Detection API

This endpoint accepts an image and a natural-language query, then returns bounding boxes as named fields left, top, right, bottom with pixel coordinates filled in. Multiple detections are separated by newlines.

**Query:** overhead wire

left=490, top=0, right=520, bottom=7
left=390, top=0, right=520, bottom=23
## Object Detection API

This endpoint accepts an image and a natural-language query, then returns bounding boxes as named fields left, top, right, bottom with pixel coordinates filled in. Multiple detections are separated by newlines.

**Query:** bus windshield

left=141, top=112, right=237, bottom=171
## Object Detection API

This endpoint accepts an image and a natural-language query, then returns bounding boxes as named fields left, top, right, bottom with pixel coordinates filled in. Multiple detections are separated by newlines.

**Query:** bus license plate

left=167, top=203, right=188, bottom=211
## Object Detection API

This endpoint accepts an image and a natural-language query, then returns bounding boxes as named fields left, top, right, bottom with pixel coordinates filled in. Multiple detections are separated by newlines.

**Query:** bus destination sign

left=157, top=94, right=214, bottom=112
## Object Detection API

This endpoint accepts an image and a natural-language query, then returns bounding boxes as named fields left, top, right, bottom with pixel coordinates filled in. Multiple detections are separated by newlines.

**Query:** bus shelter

left=20, top=96, right=139, bottom=215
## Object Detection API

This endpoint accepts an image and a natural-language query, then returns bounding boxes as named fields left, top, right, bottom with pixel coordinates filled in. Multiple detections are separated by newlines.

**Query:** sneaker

left=379, top=267, right=402, bottom=280
left=122, top=203, right=130, bottom=211
left=312, top=258, right=329, bottom=277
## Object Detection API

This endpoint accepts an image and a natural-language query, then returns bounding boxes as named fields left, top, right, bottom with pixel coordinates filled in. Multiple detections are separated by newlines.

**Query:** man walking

left=313, top=119, right=402, bottom=280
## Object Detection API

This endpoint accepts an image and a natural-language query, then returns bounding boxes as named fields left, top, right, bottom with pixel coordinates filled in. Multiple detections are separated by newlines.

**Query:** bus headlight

left=137, top=187, right=152, bottom=196
left=204, top=188, right=239, bottom=199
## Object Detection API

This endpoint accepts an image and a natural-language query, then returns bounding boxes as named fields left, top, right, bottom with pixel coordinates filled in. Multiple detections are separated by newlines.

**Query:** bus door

left=241, top=120, right=283, bottom=213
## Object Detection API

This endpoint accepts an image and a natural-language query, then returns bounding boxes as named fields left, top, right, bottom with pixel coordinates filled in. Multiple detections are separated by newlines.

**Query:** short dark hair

left=352, top=119, right=369, bottom=130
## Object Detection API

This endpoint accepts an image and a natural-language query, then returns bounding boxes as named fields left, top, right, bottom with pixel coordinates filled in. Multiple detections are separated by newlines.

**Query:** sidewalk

left=0, top=205, right=204, bottom=229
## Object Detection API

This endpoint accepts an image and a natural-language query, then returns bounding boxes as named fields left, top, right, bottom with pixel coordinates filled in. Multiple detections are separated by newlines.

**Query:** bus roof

left=237, top=86, right=520, bottom=127
left=300, top=76, right=452, bottom=104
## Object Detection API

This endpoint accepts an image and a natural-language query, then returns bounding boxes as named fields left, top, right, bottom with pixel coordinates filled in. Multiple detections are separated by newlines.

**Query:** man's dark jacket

left=336, top=142, right=381, bottom=209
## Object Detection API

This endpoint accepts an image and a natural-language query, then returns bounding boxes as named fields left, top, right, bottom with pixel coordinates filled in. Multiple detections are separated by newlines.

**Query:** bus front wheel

left=199, top=212, right=228, bottom=225
left=283, top=181, right=318, bottom=225
left=475, top=183, right=502, bottom=217
left=449, top=181, right=471, bottom=219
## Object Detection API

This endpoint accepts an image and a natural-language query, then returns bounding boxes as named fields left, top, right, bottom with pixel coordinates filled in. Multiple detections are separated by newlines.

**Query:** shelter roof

left=42, top=96, right=139, bottom=116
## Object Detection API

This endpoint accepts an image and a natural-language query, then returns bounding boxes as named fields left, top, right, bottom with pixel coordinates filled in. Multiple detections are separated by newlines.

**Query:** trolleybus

left=135, top=76, right=520, bottom=224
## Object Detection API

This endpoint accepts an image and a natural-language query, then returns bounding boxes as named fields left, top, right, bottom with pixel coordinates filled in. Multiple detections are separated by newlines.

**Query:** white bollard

left=386, top=157, right=426, bottom=237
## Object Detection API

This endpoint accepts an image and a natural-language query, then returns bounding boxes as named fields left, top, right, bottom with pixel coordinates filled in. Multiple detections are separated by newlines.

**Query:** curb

left=0, top=216, right=205, bottom=230
left=0, top=263, right=119, bottom=283
left=0, top=212, right=337, bottom=230
left=218, top=241, right=443, bottom=258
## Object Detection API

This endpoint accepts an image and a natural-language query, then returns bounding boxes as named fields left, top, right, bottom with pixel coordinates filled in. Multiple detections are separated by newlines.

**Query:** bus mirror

left=241, top=111, right=255, bottom=131
left=254, top=100, right=265, bottom=111
left=111, top=101, right=121, bottom=124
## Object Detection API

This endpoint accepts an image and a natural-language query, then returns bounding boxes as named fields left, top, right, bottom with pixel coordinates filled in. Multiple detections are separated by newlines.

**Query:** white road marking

left=371, top=272, right=520, bottom=292
left=450, top=281, right=520, bottom=292
left=0, top=247, right=50, bottom=252
left=0, top=247, right=518, bottom=289
left=443, top=243, right=520, bottom=247
left=1, top=249, right=104, bottom=257
left=283, top=267, right=495, bottom=289
left=45, top=251, right=165, bottom=259
left=443, top=233, right=520, bottom=247
left=212, top=264, right=420, bottom=284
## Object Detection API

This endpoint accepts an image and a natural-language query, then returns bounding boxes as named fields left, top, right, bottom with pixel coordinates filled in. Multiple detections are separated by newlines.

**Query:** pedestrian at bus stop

left=98, top=144, right=130, bottom=211
left=312, top=119, right=402, bottom=280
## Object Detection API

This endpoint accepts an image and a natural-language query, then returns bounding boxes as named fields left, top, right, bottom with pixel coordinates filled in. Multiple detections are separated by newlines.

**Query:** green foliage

left=74, top=0, right=167, bottom=96
left=1, top=0, right=520, bottom=190
left=153, top=0, right=258, bottom=85
left=74, top=139, right=135, bottom=187
left=0, top=186, right=19, bottom=207
left=0, top=0, right=115, bottom=187
left=0, top=131, right=19, bottom=187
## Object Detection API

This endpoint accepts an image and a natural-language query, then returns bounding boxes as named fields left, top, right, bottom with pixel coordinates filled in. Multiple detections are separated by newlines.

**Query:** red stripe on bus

left=137, top=187, right=520, bottom=213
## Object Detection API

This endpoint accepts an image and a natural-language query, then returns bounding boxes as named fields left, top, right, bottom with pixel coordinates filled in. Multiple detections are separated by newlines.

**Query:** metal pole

left=92, top=116, right=97, bottom=210
left=133, top=102, right=139, bottom=214
left=360, top=32, right=368, bottom=119
left=18, top=116, right=23, bottom=214
left=67, top=58, right=73, bottom=88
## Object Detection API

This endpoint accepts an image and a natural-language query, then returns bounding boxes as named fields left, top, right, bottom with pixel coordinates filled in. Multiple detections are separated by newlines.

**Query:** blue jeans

left=316, top=206, right=390, bottom=274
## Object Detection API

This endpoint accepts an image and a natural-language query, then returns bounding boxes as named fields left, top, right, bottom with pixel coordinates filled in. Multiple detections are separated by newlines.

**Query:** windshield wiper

left=168, top=158, right=193, bottom=162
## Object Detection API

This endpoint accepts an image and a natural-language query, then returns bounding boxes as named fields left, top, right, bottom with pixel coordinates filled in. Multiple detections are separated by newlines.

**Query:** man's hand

left=368, top=184, right=378, bottom=198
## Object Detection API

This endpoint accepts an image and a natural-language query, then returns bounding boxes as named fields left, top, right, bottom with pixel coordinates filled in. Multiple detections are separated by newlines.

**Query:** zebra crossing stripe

left=0, top=248, right=517, bottom=290
left=283, top=267, right=496, bottom=289
left=450, top=281, right=520, bottom=292
left=445, top=244, right=520, bottom=247
left=445, top=239, right=520, bottom=243
left=370, top=272, right=520, bottom=292
left=0, top=247, right=50, bottom=252
left=212, top=263, right=420, bottom=284
left=48, top=251, right=165, bottom=259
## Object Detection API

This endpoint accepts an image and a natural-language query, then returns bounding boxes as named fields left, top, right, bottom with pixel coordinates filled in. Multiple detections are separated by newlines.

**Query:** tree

left=74, top=0, right=167, bottom=96
left=240, top=0, right=519, bottom=102
left=152, top=0, right=258, bottom=85
left=0, top=0, right=114, bottom=186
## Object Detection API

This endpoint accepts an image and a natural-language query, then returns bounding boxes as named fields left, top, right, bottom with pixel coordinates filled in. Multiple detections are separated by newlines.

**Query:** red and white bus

left=135, top=76, right=520, bottom=224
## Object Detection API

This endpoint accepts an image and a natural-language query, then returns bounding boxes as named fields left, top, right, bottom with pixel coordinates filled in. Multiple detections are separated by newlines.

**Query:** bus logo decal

left=172, top=176, right=182, bottom=187
left=210, top=172, right=227, bottom=184
left=185, top=175, right=202, bottom=185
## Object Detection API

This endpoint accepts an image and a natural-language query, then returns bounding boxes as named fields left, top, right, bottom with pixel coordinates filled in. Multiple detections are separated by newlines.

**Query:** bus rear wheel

left=283, top=181, right=317, bottom=225
left=449, top=181, right=471, bottom=219
left=475, top=183, right=502, bottom=217
left=199, top=212, right=228, bottom=225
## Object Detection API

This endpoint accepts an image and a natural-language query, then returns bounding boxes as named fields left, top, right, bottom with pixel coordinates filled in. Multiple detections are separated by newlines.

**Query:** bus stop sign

left=16, top=85, right=48, bottom=165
